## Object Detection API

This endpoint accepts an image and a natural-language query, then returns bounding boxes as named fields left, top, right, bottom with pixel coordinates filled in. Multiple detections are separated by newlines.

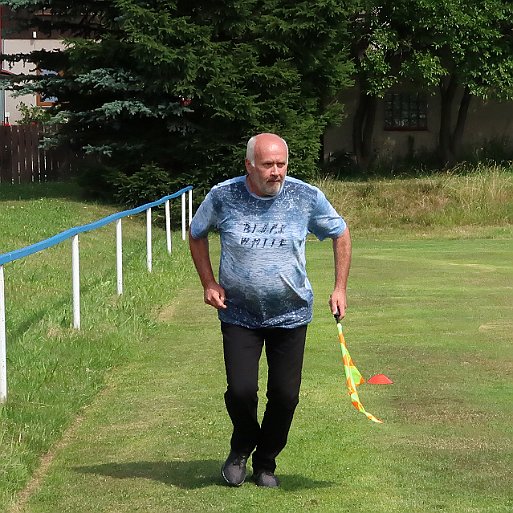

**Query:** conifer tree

left=3, top=0, right=353, bottom=195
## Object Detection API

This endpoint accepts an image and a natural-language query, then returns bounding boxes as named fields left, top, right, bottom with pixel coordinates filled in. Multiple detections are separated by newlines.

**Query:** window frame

left=384, top=92, right=428, bottom=131
left=35, top=68, right=59, bottom=107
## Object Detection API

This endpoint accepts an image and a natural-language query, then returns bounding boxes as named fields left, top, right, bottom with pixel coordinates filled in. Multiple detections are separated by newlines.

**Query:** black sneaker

left=221, top=451, right=248, bottom=486
left=253, top=470, right=280, bottom=488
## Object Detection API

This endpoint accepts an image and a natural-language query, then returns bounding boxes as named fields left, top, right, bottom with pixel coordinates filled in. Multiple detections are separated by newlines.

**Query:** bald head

left=246, top=133, right=288, bottom=166
left=244, top=133, right=289, bottom=197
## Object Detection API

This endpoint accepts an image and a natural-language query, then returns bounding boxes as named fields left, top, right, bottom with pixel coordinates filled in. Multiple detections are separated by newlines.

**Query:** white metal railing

left=0, top=186, right=193, bottom=403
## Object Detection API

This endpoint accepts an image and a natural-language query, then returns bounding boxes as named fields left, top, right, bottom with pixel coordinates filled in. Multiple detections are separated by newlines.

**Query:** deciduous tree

left=348, top=0, right=513, bottom=168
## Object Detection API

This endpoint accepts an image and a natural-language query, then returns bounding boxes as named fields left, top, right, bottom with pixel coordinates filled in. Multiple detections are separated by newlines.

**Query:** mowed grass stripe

left=0, top=185, right=193, bottom=511
left=14, top=236, right=513, bottom=513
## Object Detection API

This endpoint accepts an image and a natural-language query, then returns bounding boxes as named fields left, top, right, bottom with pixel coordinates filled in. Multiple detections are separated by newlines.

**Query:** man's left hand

left=329, top=290, right=347, bottom=319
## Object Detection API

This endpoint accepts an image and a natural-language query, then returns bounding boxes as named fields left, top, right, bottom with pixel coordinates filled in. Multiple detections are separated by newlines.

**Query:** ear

left=245, top=159, right=253, bottom=174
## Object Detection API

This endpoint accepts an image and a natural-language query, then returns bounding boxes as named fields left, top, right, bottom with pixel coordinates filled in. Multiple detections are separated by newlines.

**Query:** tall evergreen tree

left=3, top=0, right=353, bottom=195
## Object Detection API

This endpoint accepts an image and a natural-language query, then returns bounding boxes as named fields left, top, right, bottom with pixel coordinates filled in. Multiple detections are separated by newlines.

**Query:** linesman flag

left=335, top=315, right=383, bottom=424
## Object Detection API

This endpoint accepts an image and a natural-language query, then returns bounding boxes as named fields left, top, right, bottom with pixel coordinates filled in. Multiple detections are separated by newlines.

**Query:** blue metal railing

left=0, top=186, right=193, bottom=265
left=0, top=185, right=194, bottom=403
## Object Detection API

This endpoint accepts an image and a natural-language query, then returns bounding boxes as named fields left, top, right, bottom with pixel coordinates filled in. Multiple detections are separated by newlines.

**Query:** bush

left=110, top=164, right=175, bottom=207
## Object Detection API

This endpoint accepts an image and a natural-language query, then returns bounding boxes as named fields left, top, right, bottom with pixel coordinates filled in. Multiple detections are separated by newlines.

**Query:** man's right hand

left=204, top=282, right=227, bottom=310
left=189, top=234, right=227, bottom=310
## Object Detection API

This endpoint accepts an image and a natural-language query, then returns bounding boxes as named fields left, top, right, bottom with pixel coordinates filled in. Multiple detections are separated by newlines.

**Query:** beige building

left=1, top=6, right=63, bottom=125
left=2, top=38, right=65, bottom=124
left=324, top=88, right=513, bottom=164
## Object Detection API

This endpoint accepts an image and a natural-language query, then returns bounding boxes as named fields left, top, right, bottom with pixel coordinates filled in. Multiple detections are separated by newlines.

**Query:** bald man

left=189, top=133, right=351, bottom=488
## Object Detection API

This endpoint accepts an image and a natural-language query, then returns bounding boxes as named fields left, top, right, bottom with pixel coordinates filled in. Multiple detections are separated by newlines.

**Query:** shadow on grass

left=0, top=181, right=88, bottom=202
left=74, top=460, right=334, bottom=491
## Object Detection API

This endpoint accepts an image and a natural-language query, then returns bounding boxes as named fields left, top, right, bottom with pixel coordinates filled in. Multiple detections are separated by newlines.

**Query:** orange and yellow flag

left=336, top=320, right=383, bottom=424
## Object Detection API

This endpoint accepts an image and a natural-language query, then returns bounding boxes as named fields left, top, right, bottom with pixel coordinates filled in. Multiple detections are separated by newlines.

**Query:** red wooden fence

left=0, top=125, right=76, bottom=184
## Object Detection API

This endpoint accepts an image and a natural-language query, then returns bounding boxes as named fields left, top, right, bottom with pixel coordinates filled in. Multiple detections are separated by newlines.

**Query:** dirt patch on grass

left=478, top=320, right=513, bottom=334
left=394, top=434, right=511, bottom=452
left=156, top=303, right=178, bottom=322
left=397, top=403, right=501, bottom=425
left=155, top=288, right=212, bottom=324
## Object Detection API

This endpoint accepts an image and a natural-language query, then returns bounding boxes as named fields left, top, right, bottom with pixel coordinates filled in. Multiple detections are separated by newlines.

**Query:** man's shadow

left=74, top=460, right=333, bottom=490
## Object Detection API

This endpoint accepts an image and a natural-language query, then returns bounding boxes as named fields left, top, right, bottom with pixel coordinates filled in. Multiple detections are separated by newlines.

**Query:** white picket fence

left=0, top=186, right=193, bottom=403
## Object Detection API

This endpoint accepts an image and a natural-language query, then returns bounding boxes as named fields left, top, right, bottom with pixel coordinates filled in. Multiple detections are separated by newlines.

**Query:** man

left=189, top=133, right=351, bottom=488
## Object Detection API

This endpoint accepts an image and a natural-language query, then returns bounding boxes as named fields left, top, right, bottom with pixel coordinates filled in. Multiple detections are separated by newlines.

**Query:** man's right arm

left=188, top=233, right=227, bottom=310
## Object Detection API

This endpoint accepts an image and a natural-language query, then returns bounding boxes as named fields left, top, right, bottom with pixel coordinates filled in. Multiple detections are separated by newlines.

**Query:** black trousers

left=221, top=322, right=307, bottom=473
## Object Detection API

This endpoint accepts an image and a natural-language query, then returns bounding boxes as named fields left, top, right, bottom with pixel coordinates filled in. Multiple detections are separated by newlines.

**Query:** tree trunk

left=439, top=76, right=473, bottom=166
left=353, top=88, right=376, bottom=171
left=451, top=85, right=471, bottom=157
left=439, top=74, right=458, bottom=167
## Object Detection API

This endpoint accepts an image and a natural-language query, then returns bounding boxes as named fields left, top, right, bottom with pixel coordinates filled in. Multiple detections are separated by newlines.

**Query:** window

left=384, top=92, right=427, bottom=130
left=36, top=69, right=59, bottom=107
left=35, top=8, right=53, bottom=16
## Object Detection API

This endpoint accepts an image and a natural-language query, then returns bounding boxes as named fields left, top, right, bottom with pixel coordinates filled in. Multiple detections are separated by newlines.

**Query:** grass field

left=1, top=177, right=513, bottom=512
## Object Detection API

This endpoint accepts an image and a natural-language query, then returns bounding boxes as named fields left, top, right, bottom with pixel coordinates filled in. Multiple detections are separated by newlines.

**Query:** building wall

left=325, top=88, right=513, bottom=163
left=3, top=38, right=64, bottom=124
left=464, top=97, right=513, bottom=149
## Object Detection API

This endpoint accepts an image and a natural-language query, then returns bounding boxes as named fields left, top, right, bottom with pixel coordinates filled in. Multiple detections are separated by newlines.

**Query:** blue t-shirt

left=190, top=175, right=346, bottom=328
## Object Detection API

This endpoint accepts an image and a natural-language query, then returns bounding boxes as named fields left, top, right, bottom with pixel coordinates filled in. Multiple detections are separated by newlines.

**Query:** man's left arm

left=329, top=227, right=352, bottom=318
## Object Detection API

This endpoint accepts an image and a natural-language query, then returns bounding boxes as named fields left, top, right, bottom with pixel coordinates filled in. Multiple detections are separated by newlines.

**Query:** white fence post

left=72, top=235, right=80, bottom=330
left=116, top=219, right=123, bottom=295
left=0, top=265, right=7, bottom=403
left=146, top=208, right=152, bottom=273
left=165, top=199, right=172, bottom=255
left=0, top=187, right=193, bottom=403
left=188, top=188, right=193, bottom=227
left=181, top=193, right=186, bottom=241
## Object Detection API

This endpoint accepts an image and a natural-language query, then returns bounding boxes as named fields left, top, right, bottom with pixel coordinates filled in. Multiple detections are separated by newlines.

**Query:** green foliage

left=347, top=0, right=513, bottom=168
left=110, top=163, right=175, bottom=207
left=465, top=136, right=513, bottom=165
left=4, top=0, right=353, bottom=198
left=349, top=0, right=513, bottom=98
left=16, top=102, right=52, bottom=125
left=398, top=0, right=513, bottom=99
left=76, top=164, right=124, bottom=202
